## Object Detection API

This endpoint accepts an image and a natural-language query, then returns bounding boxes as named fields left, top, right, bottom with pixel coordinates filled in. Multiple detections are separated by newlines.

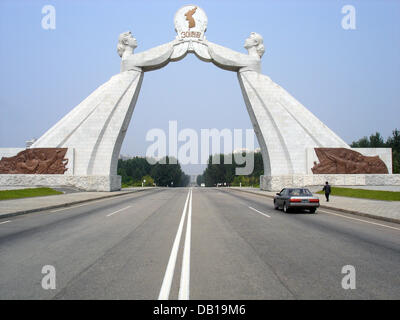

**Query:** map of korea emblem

left=185, top=6, right=197, bottom=28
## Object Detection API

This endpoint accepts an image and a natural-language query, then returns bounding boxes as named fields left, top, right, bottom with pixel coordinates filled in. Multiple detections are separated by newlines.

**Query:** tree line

left=117, top=156, right=190, bottom=187
left=196, top=128, right=399, bottom=187
left=196, top=151, right=264, bottom=187
left=350, top=129, right=399, bottom=173
left=118, top=129, right=398, bottom=188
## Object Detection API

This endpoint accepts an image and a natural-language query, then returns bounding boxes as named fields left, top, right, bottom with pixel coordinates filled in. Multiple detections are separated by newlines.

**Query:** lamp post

left=142, top=179, right=146, bottom=187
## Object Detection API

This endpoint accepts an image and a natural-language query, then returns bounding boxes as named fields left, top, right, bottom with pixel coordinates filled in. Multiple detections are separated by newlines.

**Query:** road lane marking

left=319, top=210, right=400, bottom=231
left=106, top=206, right=131, bottom=217
left=50, top=192, right=147, bottom=213
left=51, top=198, right=116, bottom=213
left=0, top=220, right=11, bottom=225
left=52, top=203, right=94, bottom=212
left=179, top=188, right=193, bottom=300
left=158, top=189, right=191, bottom=300
left=248, top=206, right=271, bottom=218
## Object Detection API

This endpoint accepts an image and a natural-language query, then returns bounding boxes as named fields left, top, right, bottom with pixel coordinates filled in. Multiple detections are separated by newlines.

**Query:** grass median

left=0, top=188, right=63, bottom=201
left=317, top=187, right=400, bottom=201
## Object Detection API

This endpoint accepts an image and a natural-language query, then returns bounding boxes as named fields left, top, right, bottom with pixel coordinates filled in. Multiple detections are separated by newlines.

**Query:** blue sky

left=0, top=0, right=399, bottom=174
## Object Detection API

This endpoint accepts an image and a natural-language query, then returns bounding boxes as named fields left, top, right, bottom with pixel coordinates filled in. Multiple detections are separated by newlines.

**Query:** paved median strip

left=106, top=206, right=132, bottom=217
left=158, top=188, right=193, bottom=300
left=248, top=206, right=271, bottom=218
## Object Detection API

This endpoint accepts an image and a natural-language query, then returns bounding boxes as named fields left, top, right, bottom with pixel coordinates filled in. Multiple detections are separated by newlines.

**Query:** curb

left=227, top=188, right=400, bottom=225
left=0, top=188, right=161, bottom=220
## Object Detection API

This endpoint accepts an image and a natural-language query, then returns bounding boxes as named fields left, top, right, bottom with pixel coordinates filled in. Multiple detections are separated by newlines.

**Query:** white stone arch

left=31, top=34, right=348, bottom=191
left=31, top=6, right=351, bottom=191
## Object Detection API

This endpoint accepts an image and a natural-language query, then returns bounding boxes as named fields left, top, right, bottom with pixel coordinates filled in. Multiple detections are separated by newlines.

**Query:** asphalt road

left=0, top=187, right=399, bottom=300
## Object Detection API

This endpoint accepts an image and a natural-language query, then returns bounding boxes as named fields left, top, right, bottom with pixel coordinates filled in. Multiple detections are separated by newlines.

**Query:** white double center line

left=179, top=188, right=192, bottom=300
left=106, top=206, right=131, bottom=217
left=248, top=206, right=271, bottom=218
left=158, top=188, right=193, bottom=300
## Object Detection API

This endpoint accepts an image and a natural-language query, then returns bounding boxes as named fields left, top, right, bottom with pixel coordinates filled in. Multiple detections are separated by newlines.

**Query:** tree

left=150, top=156, right=189, bottom=187
left=351, top=129, right=399, bottom=173
left=350, top=136, right=370, bottom=148
left=141, top=175, right=154, bottom=186
left=117, top=155, right=190, bottom=187
left=201, top=151, right=264, bottom=187
left=369, top=132, right=385, bottom=148
left=196, top=174, right=204, bottom=186
left=387, top=129, right=400, bottom=173
left=351, top=132, right=385, bottom=148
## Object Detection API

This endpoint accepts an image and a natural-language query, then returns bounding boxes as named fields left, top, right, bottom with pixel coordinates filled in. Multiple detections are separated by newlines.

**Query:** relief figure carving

left=311, top=148, right=388, bottom=174
left=0, top=148, right=68, bottom=174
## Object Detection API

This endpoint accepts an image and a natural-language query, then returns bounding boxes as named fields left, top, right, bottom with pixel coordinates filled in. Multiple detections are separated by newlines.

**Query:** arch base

left=260, top=174, right=400, bottom=192
left=0, top=174, right=121, bottom=192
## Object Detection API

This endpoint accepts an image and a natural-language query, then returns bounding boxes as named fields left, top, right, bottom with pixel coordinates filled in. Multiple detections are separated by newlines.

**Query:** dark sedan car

left=273, top=188, right=320, bottom=213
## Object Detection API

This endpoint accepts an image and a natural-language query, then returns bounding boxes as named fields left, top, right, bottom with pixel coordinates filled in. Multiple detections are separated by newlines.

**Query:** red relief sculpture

left=311, top=148, right=388, bottom=174
left=0, top=148, right=68, bottom=174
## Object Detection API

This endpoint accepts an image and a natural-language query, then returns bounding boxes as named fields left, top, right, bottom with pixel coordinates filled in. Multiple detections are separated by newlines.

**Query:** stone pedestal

left=0, top=175, right=121, bottom=192
left=260, top=174, right=400, bottom=191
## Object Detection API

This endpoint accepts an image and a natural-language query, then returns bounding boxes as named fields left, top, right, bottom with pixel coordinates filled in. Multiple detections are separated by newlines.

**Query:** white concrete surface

left=238, top=71, right=349, bottom=176
left=31, top=70, right=143, bottom=180
left=307, top=185, right=400, bottom=192
left=0, top=174, right=121, bottom=192
left=260, top=174, right=400, bottom=191
left=0, top=186, right=33, bottom=191
left=339, top=185, right=400, bottom=192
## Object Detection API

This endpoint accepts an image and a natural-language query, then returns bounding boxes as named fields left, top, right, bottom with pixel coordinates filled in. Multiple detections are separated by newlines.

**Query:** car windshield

left=288, top=188, right=312, bottom=196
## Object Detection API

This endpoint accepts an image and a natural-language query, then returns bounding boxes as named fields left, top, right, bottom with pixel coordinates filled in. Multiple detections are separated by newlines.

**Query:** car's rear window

left=288, top=188, right=312, bottom=196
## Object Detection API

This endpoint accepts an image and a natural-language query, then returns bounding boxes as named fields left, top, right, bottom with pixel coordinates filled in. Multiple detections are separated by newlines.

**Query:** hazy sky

left=0, top=0, right=399, bottom=174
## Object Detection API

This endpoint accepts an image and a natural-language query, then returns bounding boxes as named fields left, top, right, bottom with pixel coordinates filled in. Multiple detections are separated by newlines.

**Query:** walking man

left=323, top=181, right=331, bottom=202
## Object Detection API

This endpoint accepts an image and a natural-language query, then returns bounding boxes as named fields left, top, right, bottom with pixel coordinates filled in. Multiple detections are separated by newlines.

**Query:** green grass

left=0, top=188, right=63, bottom=201
left=317, top=187, right=400, bottom=201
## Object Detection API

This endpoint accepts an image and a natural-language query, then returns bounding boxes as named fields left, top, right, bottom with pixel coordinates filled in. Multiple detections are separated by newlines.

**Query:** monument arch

left=0, top=5, right=397, bottom=191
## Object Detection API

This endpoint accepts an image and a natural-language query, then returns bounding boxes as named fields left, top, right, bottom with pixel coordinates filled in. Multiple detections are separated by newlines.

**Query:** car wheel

left=274, top=200, right=279, bottom=210
left=283, top=202, right=289, bottom=213
left=309, top=208, right=316, bottom=214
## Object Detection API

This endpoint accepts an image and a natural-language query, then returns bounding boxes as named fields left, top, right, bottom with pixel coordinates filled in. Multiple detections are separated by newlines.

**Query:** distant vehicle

left=201, top=183, right=205, bottom=187
left=273, top=188, right=319, bottom=213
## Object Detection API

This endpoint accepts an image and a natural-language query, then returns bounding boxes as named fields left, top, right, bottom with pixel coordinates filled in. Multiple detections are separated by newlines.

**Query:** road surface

left=0, top=187, right=399, bottom=299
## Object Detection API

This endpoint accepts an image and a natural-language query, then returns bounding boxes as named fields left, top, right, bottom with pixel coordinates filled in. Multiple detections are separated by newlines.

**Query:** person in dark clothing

left=322, top=181, right=331, bottom=202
